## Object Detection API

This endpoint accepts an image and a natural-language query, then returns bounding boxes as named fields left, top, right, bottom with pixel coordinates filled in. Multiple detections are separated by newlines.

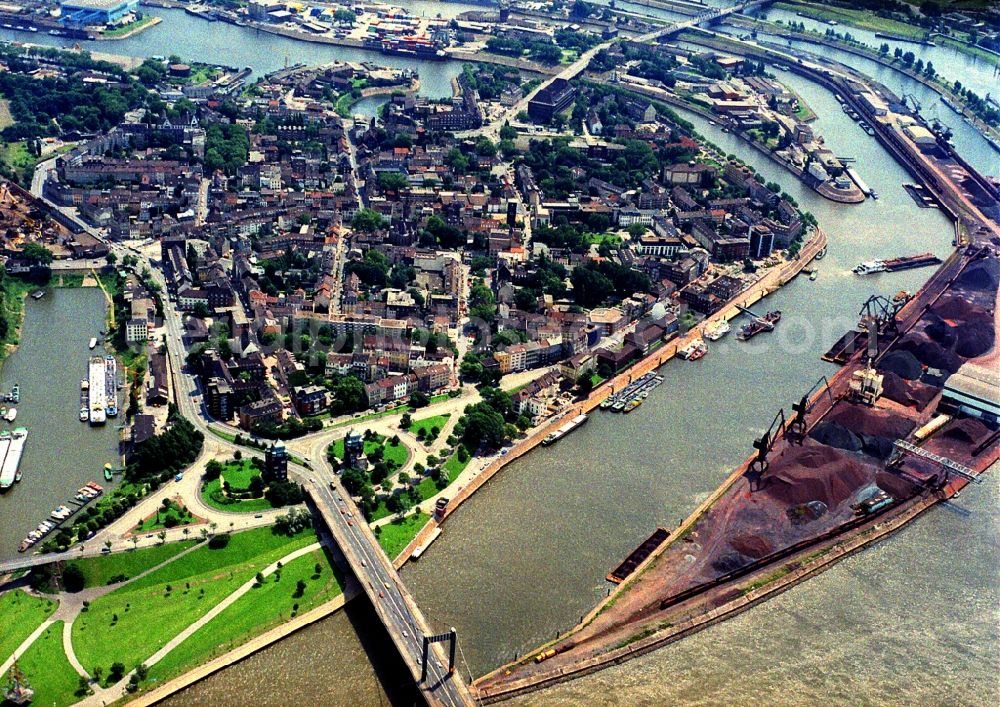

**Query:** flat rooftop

left=61, top=0, right=135, bottom=10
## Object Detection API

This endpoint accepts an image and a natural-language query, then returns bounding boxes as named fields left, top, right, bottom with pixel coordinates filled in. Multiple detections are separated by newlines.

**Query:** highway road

left=309, top=466, right=474, bottom=706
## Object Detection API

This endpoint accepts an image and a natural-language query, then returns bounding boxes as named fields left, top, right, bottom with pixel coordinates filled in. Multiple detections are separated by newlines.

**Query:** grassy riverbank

left=775, top=1, right=926, bottom=39
left=0, top=590, right=58, bottom=662
left=144, top=543, right=343, bottom=685
left=14, top=621, right=87, bottom=705
left=71, top=526, right=317, bottom=680
left=0, top=273, right=39, bottom=365
left=376, top=512, right=431, bottom=559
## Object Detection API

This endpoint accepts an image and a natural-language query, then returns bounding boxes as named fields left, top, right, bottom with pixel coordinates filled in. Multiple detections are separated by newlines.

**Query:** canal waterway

left=0, top=286, right=120, bottom=562
left=169, top=35, right=997, bottom=706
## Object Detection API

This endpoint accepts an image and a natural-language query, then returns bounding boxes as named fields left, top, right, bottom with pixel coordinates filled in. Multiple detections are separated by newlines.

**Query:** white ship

left=704, top=320, right=731, bottom=341
left=853, top=260, right=886, bottom=275
left=0, top=427, right=27, bottom=490
left=4, top=407, right=16, bottom=422
left=88, top=337, right=97, bottom=349
left=89, top=356, right=107, bottom=425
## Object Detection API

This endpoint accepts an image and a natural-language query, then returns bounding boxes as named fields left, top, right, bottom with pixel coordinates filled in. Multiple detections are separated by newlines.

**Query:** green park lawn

left=0, top=590, right=58, bottom=662
left=410, top=414, right=450, bottom=443
left=136, top=498, right=196, bottom=532
left=146, top=545, right=344, bottom=686
left=330, top=433, right=409, bottom=469
left=65, top=540, right=197, bottom=588
left=201, top=477, right=275, bottom=512
left=376, top=512, right=430, bottom=559
left=71, top=527, right=318, bottom=679
left=201, top=459, right=276, bottom=513
left=12, top=620, right=87, bottom=706
left=413, top=450, right=472, bottom=508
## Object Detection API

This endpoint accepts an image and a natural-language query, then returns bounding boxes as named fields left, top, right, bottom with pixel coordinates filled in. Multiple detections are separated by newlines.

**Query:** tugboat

left=853, top=260, right=886, bottom=275
left=678, top=339, right=708, bottom=360
left=737, top=311, right=782, bottom=341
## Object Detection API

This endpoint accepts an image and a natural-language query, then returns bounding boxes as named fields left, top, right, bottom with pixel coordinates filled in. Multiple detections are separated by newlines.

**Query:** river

left=749, top=5, right=1000, bottom=98
left=0, top=286, right=120, bottom=562
left=10, top=8, right=996, bottom=705
left=0, top=7, right=464, bottom=99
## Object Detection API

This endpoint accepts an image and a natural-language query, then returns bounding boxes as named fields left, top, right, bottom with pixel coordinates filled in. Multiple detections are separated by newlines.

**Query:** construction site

left=475, top=242, right=999, bottom=701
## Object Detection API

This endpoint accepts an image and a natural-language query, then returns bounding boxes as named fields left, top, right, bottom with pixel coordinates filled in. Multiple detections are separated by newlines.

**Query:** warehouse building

left=60, top=0, right=139, bottom=25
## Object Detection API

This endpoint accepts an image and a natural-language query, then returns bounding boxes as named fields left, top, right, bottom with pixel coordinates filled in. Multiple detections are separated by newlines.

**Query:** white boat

left=79, top=407, right=89, bottom=422
left=704, top=320, right=731, bottom=341
left=0, top=427, right=26, bottom=489
left=853, top=260, right=886, bottom=275
left=678, top=339, right=708, bottom=360
left=89, top=355, right=106, bottom=425
left=89, top=337, right=98, bottom=349
left=4, top=407, right=16, bottom=422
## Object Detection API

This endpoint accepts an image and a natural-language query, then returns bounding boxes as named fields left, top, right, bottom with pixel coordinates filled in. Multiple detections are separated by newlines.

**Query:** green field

left=0, top=99, right=13, bottom=130
left=12, top=621, right=87, bottom=706
left=329, top=433, right=409, bottom=469
left=71, top=527, right=318, bottom=678
left=774, top=1, right=926, bottom=38
left=137, top=498, right=196, bottom=532
left=201, top=459, right=276, bottom=513
left=410, top=414, right=450, bottom=443
left=0, top=590, right=58, bottom=663
left=442, top=451, right=471, bottom=482
left=65, top=541, right=197, bottom=588
left=376, top=512, right=430, bottom=559
left=146, top=545, right=343, bottom=686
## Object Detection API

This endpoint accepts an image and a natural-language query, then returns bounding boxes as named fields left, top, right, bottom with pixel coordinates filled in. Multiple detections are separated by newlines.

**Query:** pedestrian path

left=81, top=542, right=323, bottom=706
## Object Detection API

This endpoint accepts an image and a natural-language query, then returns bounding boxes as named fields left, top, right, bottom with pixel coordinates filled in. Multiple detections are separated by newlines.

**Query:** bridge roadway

left=472, top=0, right=772, bottom=141
left=308, top=472, right=474, bottom=706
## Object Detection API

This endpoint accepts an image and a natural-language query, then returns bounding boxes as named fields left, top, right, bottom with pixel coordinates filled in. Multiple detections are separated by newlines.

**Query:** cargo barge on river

left=542, top=414, right=589, bottom=446
left=0, top=427, right=26, bottom=490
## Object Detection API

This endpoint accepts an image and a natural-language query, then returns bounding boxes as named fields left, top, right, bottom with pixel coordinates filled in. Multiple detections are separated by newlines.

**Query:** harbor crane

left=747, top=408, right=787, bottom=490
left=788, top=375, right=835, bottom=442
left=858, top=294, right=905, bottom=339
left=901, top=92, right=922, bottom=116
left=850, top=316, right=884, bottom=405
left=735, top=303, right=776, bottom=331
